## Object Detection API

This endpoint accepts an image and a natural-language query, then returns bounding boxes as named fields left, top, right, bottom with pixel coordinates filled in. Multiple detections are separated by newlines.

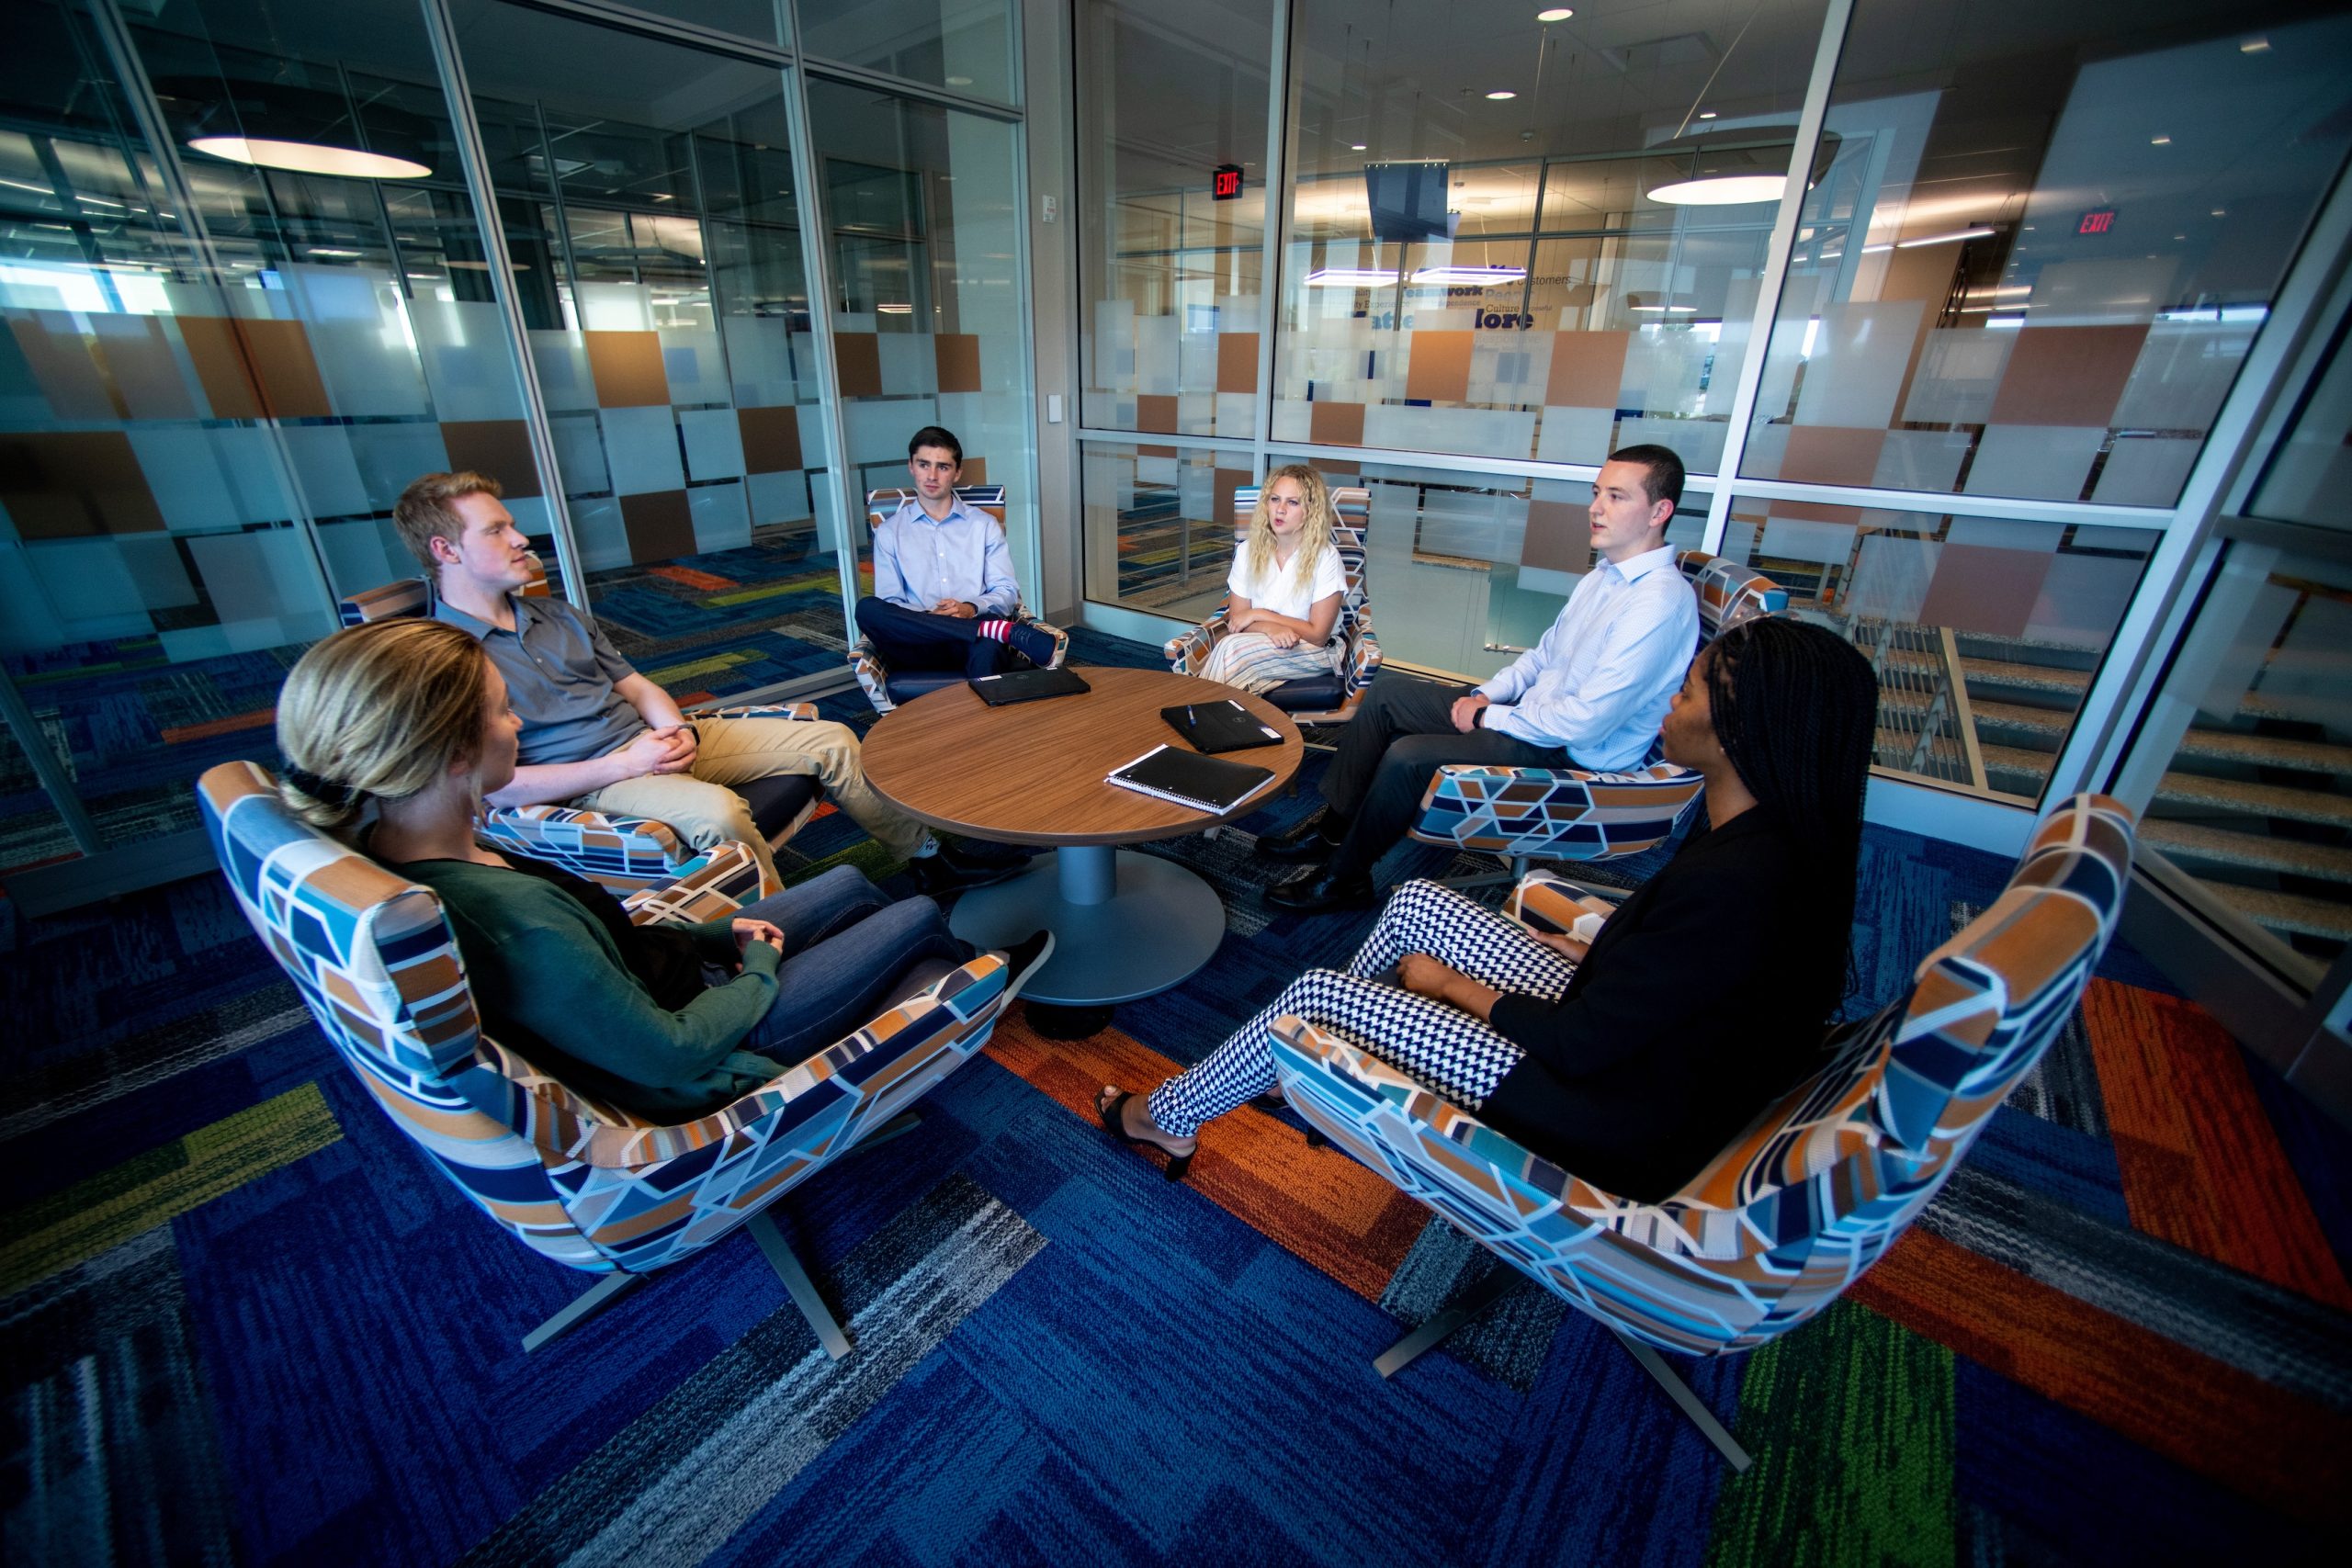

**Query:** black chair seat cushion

left=736, top=771, right=821, bottom=840
left=884, top=669, right=967, bottom=705
left=1261, top=671, right=1347, bottom=710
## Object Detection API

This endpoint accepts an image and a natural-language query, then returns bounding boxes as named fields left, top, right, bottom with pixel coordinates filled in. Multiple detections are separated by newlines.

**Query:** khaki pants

left=575, top=715, right=928, bottom=886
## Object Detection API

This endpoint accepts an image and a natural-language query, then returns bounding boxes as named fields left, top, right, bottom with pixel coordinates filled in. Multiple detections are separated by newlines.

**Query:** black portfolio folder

left=1160, top=698, right=1284, bottom=753
left=1105, top=744, right=1277, bottom=814
left=970, top=666, right=1091, bottom=705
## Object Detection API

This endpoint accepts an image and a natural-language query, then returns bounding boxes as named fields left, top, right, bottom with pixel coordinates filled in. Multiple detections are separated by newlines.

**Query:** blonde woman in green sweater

left=276, top=618, right=1048, bottom=1117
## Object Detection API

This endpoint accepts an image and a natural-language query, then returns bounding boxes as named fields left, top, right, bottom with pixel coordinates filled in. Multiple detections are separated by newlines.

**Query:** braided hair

left=1701, top=615, right=1879, bottom=1021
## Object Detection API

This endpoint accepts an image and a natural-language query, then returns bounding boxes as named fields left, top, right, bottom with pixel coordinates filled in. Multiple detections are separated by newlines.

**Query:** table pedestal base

left=948, top=846, right=1227, bottom=1006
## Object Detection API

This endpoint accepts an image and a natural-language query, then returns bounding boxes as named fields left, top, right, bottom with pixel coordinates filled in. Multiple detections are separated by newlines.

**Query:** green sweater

left=399, top=857, right=784, bottom=1119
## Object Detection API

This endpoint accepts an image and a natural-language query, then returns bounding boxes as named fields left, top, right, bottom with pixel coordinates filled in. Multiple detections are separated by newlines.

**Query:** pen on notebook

left=1188, top=705, right=1195, bottom=723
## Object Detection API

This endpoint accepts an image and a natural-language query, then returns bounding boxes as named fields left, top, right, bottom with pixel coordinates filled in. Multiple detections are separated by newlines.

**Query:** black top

left=492, top=852, right=710, bottom=1010
left=1481, top=808, right=1846, bottom=1203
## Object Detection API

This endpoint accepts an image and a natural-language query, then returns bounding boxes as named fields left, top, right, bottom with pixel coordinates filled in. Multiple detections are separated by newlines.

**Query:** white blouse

left=1227, top=543, right=1345, bottom=628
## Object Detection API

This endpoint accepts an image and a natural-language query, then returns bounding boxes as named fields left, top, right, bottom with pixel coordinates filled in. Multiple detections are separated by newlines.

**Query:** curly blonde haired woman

left=275, top=617, right=1048, bottom=1119
left=1200, top=464, right=1348, bottom=694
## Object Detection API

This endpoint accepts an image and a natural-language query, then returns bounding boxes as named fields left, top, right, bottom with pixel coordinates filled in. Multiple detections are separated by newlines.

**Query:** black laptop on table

left=970, top=666, right=1091, bottom=705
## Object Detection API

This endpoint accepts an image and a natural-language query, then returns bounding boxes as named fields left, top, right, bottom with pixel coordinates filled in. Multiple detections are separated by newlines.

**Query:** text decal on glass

left=1212, top=164, right=1244, bottom=201
left=2077, top=208, right=2118, bottom=236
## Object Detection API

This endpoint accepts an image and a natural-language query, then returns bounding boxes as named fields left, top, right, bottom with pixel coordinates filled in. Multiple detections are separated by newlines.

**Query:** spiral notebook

left=1160, top=698, right=1283, bottom=753
left=1105, top=743, right=1277, bottom=814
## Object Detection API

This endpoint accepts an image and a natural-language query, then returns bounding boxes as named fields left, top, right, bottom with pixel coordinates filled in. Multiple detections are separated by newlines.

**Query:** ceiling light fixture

left=1649, top=174, right=1784, bottom=205
left=1486, top=90, right=1517, bottom=100
left=1411, top=265, right=1527, bottom=286
left=1895, top=226, right=1995, bottom=248
left=2151, top=135, right=2172, bottom=145
left=946, top=75, right=974, bottom=86
left=1306, top=267, right=1400, bottom=287
left=876, top=303, right=913, bottom=313
left=1350, top=143, right=1367, bottom=151
left=1536, top=8, right=1574, bottom=20
left=2240, top=38, right=2269, bottom=52
left=305, top=247, right=362, bottom=258
left=1630, top=304, right=1697, bottom=312
left=188, top=137, right=429, bottom=179
left=1860, top=243, right=1893, bottom=254
left=1698, top=111, right=1717, bottom=120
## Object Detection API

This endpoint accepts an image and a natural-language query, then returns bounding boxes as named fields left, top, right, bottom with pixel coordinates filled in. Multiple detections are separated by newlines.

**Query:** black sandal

left=1095, top=1089, right=1194, bottom=1183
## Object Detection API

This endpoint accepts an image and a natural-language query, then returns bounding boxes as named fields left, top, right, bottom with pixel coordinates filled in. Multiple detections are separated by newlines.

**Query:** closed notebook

left=1105, top=744, right=1277, bottom=814
left=969, top=666, right=1091, bottom=705
left=1160, top=698, right=1283, bottom=753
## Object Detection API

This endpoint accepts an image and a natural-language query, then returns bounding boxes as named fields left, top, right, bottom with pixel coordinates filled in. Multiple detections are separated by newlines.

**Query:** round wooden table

left=861, top=666, right=1304, bottom=1005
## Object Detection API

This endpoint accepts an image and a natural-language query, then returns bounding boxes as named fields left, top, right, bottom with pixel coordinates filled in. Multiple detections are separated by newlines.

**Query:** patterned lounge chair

left=339, top=560, right=820, bottom=896
left=1406, top=550, right=1786, bottom=891
left=197, top=760, right=1012, bottom=1355
left=1163, top=484, right=1383, bottom=728
left=850, top=485, right=1069, bottom=714
left=1270, top=794, right=2136, bottom=1469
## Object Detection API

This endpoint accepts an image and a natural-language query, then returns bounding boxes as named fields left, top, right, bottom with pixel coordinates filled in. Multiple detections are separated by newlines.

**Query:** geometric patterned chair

left=337, top=562, right=820, bottom=897
left=1405, top=550, right=1787, bottom=891
left=1163, top=484, right=1383, bottom=727
left=197, top=759, right=1013, bottom=1356
left=1270, top=795, right=2137, bottom=1470
left=849, top=485, right=1069, bottom=715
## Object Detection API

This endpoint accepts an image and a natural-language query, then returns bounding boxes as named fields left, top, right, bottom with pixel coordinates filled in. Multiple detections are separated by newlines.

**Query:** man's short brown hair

left=393, top=470, right=503, bottom=574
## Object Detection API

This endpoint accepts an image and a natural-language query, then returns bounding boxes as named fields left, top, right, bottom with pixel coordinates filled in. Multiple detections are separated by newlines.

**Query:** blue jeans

left=732, top=866, right=968, bottom=1066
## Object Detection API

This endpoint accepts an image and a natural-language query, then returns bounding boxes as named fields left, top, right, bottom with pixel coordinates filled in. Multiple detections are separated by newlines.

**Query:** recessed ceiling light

left=2211, top=209, right=2226, bottom=217
left=1698, top=111, right=1717, bottom=120
left=305, top=247, right=361, bottom=258
left=1536, top=7, right=1574, bottom=19
left=946, top=75, right=974, bottom=86
left=1649, top=174, right=1786, bottom=205
left=188, top=136, right=429, bottom=180
left=1350, top=143, right=1366, bottom=151
left=2240, top=38, right=2269, bottom=52
left=1486, top=90, right=1517, bottom=100
left=2151, top=135, right=2171, bottom=145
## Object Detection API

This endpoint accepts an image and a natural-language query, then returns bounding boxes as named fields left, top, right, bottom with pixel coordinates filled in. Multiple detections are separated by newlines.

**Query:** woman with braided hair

left=1095, top=616, right=1878, bottom=1201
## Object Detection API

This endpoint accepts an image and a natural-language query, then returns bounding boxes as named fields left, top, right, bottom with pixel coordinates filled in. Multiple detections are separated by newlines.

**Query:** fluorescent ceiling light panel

left=1647, top=175, right=1785, bottom=206
left=1895, top=226, right=1995, bottom=248
left=1409, top=265, right=1527, bottom=285
left=1306, top=267, right=1399, bottom=287
left=188, top=136, right=429, bottom=180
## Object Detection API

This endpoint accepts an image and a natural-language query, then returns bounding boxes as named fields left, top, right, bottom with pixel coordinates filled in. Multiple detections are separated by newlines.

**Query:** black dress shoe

left=1264, top=864, right=1375, bottom=914
left=913, top=841, right=1027, bottom=895
left=1259, top=807, right=1348, bottom=863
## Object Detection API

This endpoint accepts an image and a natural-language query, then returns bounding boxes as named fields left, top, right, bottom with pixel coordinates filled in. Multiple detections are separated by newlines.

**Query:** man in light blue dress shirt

left=854, top=426, right=1057, bottom=677
left=1265, top=445, right=1702, bottom=914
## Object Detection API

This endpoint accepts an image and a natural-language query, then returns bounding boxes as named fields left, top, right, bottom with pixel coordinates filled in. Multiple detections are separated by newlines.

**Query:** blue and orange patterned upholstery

left=1163, top=485, right=1383, bottom=724
left=335, top=570, right=821, bottom=894
left=1407, top=550, right=1784, bottom=874
left=1272, top=795, right=2134, bottom=1368
left=197, top=759, right=1011, bottom=1280
left=851, top=485, right=1069, bottom=715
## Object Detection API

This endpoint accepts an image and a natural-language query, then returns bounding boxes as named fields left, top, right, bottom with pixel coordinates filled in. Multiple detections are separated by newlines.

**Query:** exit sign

left=2077, top=208, right=2118, bottom=235
left=1212, top=164, right=1244, bottom=200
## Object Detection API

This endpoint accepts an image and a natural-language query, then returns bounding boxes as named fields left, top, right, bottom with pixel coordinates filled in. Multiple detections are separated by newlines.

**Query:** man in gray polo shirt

left=395, top=470, right=1012, bottom=894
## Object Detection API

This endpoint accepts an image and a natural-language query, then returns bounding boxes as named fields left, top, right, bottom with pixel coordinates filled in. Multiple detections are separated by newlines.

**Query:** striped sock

left=977, top=618, right=1012, bottom=642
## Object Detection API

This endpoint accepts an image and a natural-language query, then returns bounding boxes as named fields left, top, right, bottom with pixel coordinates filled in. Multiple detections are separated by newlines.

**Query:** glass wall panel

left=625, top=2, right=789, bottom=46
left=1078, top=0, right=1273, bottom=440
left=797, top=0, right=1017, bottom=105
left=1, top=0, right=536, bottom=867
left=1273, top=0, right=1826, bottom=474
left=806, top=80, right=1036, bottom=602
left=2133, top=536, right=2352, bottom=969
left=1080, top=441, right=1248, bottom=621
left=1744, top=0, right=2352, bottom=505
left=1713, top=494, right=2158, bottom=801
left=2250, top=323, right=2352, bottom=530
left=451, top=0, right=848, bottom=700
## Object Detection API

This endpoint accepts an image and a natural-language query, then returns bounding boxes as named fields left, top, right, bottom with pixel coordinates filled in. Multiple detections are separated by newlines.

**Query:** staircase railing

left=1850, top=615, right=1990, bottom=791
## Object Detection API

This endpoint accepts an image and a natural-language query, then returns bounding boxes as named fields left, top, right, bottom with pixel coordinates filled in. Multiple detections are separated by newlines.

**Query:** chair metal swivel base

left=1373, top=1267, right=1752, bottom=1472
left=519, top=1111, right=928, bottom=1357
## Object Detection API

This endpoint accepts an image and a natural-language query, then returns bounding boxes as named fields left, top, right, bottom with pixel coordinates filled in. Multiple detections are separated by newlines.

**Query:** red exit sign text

left=1212, top=164, right=1244, bottom=200
left=2077, top=209, right=2118, bottom=235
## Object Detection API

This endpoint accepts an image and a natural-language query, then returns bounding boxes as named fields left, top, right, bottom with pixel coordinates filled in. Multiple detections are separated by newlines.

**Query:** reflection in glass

left=451, top=0, right=848, bottom=700
left=1078, top=0, right=1273, bottom=440
left=2138, top=540, right=2352, bottom=970
left=1745, top=0, right=2352, bottom=505
left=797, top=0, right=1017, bottom=105
left=1717, top=494, right=2157, bottom=802
left=2250, top=323, right=2352, bottom=530
left=806, top=79, right=1035, bottom=602
left=1275, top=0, right=1824, bottom=471
left=1080, top=443, right=1245, bottom=621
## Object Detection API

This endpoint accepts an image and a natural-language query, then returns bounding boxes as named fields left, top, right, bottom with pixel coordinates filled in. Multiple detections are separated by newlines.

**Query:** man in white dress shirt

left=854, top=426, right=1058, bottom=678
left=1264, top=445, right=1701, bottom=913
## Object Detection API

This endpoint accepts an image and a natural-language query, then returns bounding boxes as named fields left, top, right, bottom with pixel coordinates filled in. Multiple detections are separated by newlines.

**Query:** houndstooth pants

left=1148, top=879, right=1581, bottom=1136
